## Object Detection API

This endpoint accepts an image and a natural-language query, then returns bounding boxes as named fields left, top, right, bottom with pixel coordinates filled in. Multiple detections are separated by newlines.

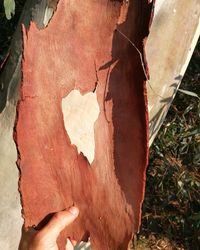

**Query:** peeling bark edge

left=136, top=0, right=156, bottom=233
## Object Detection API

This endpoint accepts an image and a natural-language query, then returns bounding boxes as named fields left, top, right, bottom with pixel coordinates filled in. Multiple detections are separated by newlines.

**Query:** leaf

left=178, top=89, right=200, bottom=99
left=3, top=0, right=15, bottom=20
left=178, top=180, right=183, bottom=188
left=182, top=127, right=200, bottom=138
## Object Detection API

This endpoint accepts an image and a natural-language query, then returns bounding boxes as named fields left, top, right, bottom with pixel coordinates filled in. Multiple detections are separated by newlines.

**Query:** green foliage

left=3, top=0, right=15, bottom=20
left=0, top=0, right=25, bottom=64
left=178, top=89, right=200, bottom=100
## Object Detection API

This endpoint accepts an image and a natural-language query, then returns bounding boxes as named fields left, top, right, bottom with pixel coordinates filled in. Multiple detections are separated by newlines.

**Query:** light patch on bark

left=62, top=89, right=100, bottom=164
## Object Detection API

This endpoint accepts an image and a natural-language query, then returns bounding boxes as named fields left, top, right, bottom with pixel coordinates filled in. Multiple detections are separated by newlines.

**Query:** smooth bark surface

left=147, top=0, right=200, bottom=144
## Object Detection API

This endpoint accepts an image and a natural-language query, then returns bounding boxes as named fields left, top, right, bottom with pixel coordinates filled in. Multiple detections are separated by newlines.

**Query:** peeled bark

left=1, top=0, right=200, bottom=249
left=14, top=0, right=154, bottom=249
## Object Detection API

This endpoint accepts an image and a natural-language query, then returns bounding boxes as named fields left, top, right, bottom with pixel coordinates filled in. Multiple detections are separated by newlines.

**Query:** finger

left=39, top=206, right=79, bottom=240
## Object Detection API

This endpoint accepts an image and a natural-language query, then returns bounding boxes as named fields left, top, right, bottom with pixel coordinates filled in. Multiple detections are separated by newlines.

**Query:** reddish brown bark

left=15, top=0, right=154, bottom=249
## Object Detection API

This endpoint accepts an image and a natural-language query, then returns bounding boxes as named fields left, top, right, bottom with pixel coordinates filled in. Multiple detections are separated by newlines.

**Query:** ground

left=0, top=1, right=199, bottom=250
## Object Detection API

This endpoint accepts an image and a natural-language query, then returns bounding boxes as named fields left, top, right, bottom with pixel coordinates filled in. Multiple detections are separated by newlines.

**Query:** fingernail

left=68, top=206, right=79, bottom=216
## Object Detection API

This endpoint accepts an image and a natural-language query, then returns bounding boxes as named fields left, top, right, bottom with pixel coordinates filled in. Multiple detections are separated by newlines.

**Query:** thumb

left=39, top=206, right=79, bottom=241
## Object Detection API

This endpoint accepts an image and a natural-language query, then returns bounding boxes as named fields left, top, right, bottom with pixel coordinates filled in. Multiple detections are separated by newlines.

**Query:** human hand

left=19, top=206, right=79, bottom=250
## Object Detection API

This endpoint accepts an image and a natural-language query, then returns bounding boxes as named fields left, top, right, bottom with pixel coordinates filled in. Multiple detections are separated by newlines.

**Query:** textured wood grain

left=15, top=0, right=154, bottom=249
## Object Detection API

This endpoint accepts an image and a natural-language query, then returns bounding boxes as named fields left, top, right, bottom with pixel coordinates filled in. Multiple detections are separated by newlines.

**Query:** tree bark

left=14, top=0, right=153, bottom=249
left=0, top=0, right=199, bottom=249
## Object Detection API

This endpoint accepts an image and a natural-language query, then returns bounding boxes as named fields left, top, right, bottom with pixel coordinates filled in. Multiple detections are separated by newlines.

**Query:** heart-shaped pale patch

left=62, top=89, right=100, bottom=164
